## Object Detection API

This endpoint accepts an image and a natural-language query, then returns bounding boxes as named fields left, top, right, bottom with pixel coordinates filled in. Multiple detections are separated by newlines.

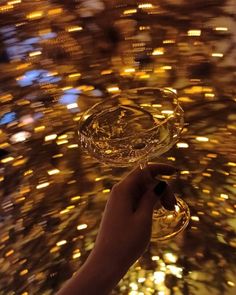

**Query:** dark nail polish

left=161, top=195, right=176, bottom=211
left=154, top=181, right=167, bottom=196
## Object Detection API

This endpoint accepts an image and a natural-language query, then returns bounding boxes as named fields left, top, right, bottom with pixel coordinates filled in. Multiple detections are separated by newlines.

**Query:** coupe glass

left=78, top=87, right=190, bottom=241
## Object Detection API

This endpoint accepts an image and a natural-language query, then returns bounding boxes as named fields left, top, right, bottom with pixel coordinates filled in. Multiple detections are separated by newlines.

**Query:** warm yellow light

left=152, top=47, right=164, bottom=55
left=164, top=252, right=177, bottom=263
left=56, top=240, right=67, bottom=246
left=47, top=169, right=60, bottom=175
left=68, top=144, right=79, bottom=149
left=73, top=252, right=81, bottom=259
left=205, top=93, right=215, bottom=98
left=56, top=139, right=68, bottom=145
left=71, top=196, right=81, bottom=201
left=123, top=9, right=137, bottom=15
left=138, top=3, right=153, bottom=9
left=161, top=110, right=174, bottom=115
left=20, top=269, right=28, bottom=276
left=8, top=0, right=21, bottom=4
left=163, top=39, right=175, bottom=44
left=36, top=182, right=50, bottom=189
left=227, top=281, right=235, bottom=287
left=13, top=159, right=26, bottom=167
left=68, top=26, right=83, bottom=32
left=48, top=8, right=62, bottom=15
left=107, top=86, right=120, bottom=93
left=77, top=224, right=88, bottom=230
left=69, top=73, right=81, bottom=78
left=1, top=157, right=14, bottom=163
left=177, top=142, right=189, bottom=148
left=50, top=246, right=59, bottom=253
left=52, top=153, right=63, bottom=158
left=67, top=103, right=78, bottom=109
left=102, top=189, right=110, bottom=193
left=191, top=216, right=200, bottom=221
left=0, top=176, right=4, bottom=182
left=220, top=193, right=229, bottom=199
left=215, top=27, right=228, bottom=31
left=153, top=271, right=165, bottom=284
left=24, top=169, right=33, bottom=176
left=29, top=51, right=42, bottom=57
left=45, top=134, right=57, bottom=141
left=138, top=278, right=146, bottom=283
left=5, top=249, right=14, bottom=257
left=101, top=70, right=113, bottom=75
left=180, top=170, right=190, bottom=175
left=124, top=68, right=135, bottom=73
left=151, top=255, right=160, bottom=261
left=0, top=93, right=13, bottom=102
left=196, top=136, right=209, bottom=142
left=187, top=30, right=201, bottom=36
left=27, top=11, right=43, bottom=19
left=227, top=162, right=236, bottom=167
left=34, top=125, right=45, bottom=132
left=162, top=65, right=172, bottom=70
left=212, top=53, right=223, bottom=57
left=0, top=4, right=13, bottom=11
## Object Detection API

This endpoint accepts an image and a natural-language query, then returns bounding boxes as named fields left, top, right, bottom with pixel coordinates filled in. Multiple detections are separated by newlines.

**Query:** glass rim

left=78, top=87, right=184, bottom=143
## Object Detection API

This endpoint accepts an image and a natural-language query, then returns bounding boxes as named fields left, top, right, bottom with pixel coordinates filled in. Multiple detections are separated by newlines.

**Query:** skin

left=57, top=164, right=177, bottom=295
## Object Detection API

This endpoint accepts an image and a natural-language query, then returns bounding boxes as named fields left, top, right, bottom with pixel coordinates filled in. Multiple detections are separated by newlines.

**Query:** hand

left=57, top=163, right=177, bottom=295
left=91, top=163, right=177, bottom=271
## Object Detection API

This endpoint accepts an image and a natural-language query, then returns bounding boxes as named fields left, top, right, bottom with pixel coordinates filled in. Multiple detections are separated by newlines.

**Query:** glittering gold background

left=0, top=0, right=236, bottom=294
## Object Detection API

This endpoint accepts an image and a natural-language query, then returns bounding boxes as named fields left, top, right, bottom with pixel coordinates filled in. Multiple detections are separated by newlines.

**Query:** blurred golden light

left=70, top=196, right=81, bottom=201
left=177, top=142, right=189, bottom=148
left=220, top=193, right=229, bottom=199
left=73, top=252, right=81, bottom=259
left=36, top=182, right=50, bottom=189
left=34, top=125, right=45, bottom=132
left=102, top=189, right=110, bottom=193
left=48, top=8, right=62, bottom=15
left=152, top=47, right=164, bottom=55
left=163, top=39, right=175, bottom=44
left=123, top=9, right=137, bottom=15
left=29, top=51, right=42, bottom=57
left=8, top=0, right=21, bottom=4
left=67, top=103, right=78, bottom=109
left=227, top=162, right=236, bottom=167
left=196, top=136, right=209, bottom=142
left=107, top=86, right=120, bottom=93
left=212, top=53, right=224, bottom=57
left=227, top=281, right=235, bottom=287
left=0, top=4, right=13, bottom=11
left=77, top=224, right=88, bottom=230
left=191, top=216, right=200, bottom=221
left=67, top=26, right=83, bottom=32
left=20, top=269, right=28, bottom=276
left=164, top=252, right=177, bottom=263
left=68, top=144, right=79, bottom=149
left=138, top=3, right=153, bottom=9
left=215, top=27, right=228, bottom=31
left=10, top=131, right=31, bottom=143
left=27, top=11, right=43, bottom=19
left=68, top=73, right=81, bottom=78
left=56, top=139, right=68, bottom=145
left=187, top=30, right=201, bottom=36
left=1, top=157, right=14, bottom=164
left=5, top=249, right=14, bottom=257
left=153, top=271, right=165, bottom=284
left=180, top=170, right=190, bottom=175
left=47, top=169, right=60, bottom=175
left=56, top=240, right=67, bottom=246
left=45, top=134, right=57, bottom=141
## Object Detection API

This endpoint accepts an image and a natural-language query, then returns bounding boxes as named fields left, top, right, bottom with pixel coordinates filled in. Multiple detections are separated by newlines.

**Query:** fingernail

left=154, top=181, right=167, bottom=196
left=161, top=195, right=177, bottom=211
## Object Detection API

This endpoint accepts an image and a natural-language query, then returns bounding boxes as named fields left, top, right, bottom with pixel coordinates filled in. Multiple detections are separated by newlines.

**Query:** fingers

left=154, top=181, right=177, bottom=211
left=137, top=181, right=177, bottom=216
left=121, top=163, right=177, bottom=191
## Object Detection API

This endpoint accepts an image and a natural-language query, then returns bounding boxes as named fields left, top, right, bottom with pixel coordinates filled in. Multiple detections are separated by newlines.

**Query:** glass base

left=151, top=197, right=190, bottom=242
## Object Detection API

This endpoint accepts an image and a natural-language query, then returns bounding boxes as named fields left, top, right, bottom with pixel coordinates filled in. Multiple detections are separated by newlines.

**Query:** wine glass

left=78, top=87, right=190, bottom=241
